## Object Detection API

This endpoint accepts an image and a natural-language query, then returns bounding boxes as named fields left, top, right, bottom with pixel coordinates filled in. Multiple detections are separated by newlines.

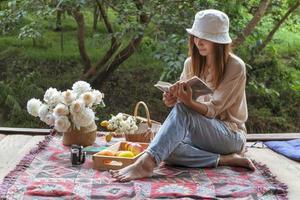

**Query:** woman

left=111, top=9, right=255, bottom=182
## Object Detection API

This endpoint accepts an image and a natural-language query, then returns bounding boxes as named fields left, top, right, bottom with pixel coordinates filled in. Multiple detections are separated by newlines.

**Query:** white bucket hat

left=186, top=9, right=232, bottom=44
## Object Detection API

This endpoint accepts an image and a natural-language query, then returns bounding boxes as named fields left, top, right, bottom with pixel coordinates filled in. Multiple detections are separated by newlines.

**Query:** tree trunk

left=88, top=0, right=150, bottom=84
left=89, top=35, right=144, bottom=84
left=32, top=38, right=36, bottom=47
left=55, top=10, right=62, bottom=31
left=60, top=26, right=64, bottom=53
left=255, top=1, right=300, bottom=54
left=81, top=0, right=121, bottom=80
left=72, top=10, right=92, bottom=73
left=93, top=2, right=99, bottom=32
left=233, top=0, right=270, bottom=48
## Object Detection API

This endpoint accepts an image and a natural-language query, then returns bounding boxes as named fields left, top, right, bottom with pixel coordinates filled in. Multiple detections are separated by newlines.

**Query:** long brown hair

left=188, top=35, right=231, bottom=88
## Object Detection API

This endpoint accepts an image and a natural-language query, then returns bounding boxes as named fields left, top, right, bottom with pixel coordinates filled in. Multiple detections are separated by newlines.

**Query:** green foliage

left=247, top=106, right=299, bottom=133
left=0, top=0, right=299, bottom=133
left=0, top=6, right=25, bottom=35
left=246, top=50, right=300, bottom=132
left=18, top=22, right=43, bottom=46
left=153, top=34, right=187, bottom=82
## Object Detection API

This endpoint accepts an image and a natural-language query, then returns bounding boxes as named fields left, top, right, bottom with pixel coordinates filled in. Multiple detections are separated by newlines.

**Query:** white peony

left=70, top=100, right=85, bottom=114
left=72, top=81, right=91, bottom=96
left=27, top=98, right=42, bottom=117
left=54, top=116, right=71, bottom=132
left=132, top=125, right=138, bottom=131
left=80, top=92, right=95, bottom=107
left=62, top=90, right=76, bottom=105
left=53, top=103, right=69, bottom=117
left=71, top=107, right=95, bottom=128
left=43, top=114, right=55, bottom=126
left=119, top=121, right=129, bottom=131
left=38, top=104, right=49, bottom=120
left=92, top=90, right=104, bottom=104
left=44, top=87, right=62, bottom=105
left=115, top=113, right=124, bottom=120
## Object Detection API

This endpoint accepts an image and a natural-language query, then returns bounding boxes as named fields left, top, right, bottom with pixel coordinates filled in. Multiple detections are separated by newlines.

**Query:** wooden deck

left=0, top=130, right=299, bottom=199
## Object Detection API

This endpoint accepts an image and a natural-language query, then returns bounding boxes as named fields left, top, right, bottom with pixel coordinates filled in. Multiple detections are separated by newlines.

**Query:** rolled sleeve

left=202, top=101, right=216, bottom=117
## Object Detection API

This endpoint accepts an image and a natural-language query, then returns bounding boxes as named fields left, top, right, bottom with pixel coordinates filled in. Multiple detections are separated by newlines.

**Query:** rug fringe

left=253, top=160, right=288, bottom=200
left=0, top=130, right=56, bottom=198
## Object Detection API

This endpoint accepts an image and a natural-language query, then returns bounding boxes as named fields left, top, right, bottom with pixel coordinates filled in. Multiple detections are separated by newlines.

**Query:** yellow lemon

left=100, top=120, right=109, bottom=127
left=128, top=143, right=144, bottom=156
left=105, top=134, right=112, bottom=142
left=116, top=151, right=135, bottom=158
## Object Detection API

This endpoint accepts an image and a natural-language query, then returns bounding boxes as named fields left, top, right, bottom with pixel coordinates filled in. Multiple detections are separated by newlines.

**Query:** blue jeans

left=146, top=103, right=246, bottom=168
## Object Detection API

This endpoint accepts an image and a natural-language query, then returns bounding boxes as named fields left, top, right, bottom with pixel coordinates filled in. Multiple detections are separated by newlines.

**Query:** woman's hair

left=188, top=35, right=231, bottom=88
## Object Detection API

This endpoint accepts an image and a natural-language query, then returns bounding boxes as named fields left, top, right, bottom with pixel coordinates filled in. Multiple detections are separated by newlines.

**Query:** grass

left=0, top=7, right=166, bottom=70
left=0, top=25, right=110, bottom=62
left=0, top=8, right=123, bottom=61
left=270, top=28, right=300, bottom=64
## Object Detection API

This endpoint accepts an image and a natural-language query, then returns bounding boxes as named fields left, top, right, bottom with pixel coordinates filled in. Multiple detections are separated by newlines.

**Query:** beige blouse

left=180, top=53, right=248, bottom=135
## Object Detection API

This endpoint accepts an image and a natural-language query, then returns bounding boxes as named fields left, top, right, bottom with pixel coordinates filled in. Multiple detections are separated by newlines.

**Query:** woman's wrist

left=184, top=99, right=195, bottom=109
left=186, top=99, right=208, bottom=115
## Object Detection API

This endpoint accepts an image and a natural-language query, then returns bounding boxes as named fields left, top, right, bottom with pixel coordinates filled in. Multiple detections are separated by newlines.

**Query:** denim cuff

left=215, top=154, right=220, bottom=168
left=145, top=149, right=160, bottom=166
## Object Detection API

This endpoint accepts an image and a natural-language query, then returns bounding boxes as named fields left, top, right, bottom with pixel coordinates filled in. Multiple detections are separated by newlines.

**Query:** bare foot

left=109, top=152, right=156, bottom=182
left=219, top=153, right=255, bottom=171
left=238, top=145, right=247, bottom=157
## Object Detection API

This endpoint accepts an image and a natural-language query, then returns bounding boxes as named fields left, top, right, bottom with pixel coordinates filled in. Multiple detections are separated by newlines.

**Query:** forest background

left=0, top=0, right=299, bottom=133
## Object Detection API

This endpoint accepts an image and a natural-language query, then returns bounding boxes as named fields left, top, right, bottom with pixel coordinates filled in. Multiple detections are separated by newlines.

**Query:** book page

left=154, top=81, right=172, bottom=93
left=186, top=76, right=213, bottom=99
left=154, top=76, right=213, bottom=99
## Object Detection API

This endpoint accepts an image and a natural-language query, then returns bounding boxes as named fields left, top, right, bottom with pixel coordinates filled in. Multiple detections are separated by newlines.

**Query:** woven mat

left=0, top=133, right=288, bottom=199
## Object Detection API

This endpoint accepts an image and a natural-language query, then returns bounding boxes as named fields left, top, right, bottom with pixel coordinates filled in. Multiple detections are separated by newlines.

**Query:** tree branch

left=255, top=1, right=300, bottom=54
left=81, top=0, right=121, bottom=80
left=89, top=0, right=150, bottom=84
left=72, top=9, right=92, bottom=73
left=233, top=0, right=270, bottom=48
left=102, top=0, right=121, bottom=12
left=96, top=0, right=114, bottom=34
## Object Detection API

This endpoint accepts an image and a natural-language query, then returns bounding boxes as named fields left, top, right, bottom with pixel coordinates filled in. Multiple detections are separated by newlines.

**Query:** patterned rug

left=0, top=133, right=288, bottom=199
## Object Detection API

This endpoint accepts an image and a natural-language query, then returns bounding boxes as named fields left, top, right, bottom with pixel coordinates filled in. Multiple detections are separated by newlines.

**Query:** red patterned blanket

left=0, top=133, right=287, bottom=199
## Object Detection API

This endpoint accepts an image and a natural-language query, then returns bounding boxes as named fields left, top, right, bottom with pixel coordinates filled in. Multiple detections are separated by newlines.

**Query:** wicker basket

left=63, top=121, right=97, bottom=147
left=124, top=101, right=161, bottom=143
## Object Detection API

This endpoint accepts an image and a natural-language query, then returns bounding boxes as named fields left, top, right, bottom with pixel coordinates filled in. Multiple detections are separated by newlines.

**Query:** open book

left=154, top=76, right=213, bottom=99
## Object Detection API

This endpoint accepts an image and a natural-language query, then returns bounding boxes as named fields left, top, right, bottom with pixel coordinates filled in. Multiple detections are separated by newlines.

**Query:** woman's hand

left=163, top=92, right=177, bottom=107
left=176, top=82, right=193, bottom=106
left=169, top=81, right=180, bottom=97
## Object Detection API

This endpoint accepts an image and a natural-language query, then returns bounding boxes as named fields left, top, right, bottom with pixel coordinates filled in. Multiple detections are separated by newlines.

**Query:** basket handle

left=133, top=101, right=152, bottom=128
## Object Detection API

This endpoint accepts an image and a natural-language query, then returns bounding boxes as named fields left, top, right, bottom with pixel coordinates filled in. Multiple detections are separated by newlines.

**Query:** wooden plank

left=0, top=135, right=45, bottom=182
left=246, top=143, right=300, bottom=200
left=246, top=133, right=300, bottom=141
left=0, top=127, right=50, bottom=135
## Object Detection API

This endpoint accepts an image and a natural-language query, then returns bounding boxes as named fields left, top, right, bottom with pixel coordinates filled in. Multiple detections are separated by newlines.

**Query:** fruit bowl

left=92, top=141, right=149, bottom=171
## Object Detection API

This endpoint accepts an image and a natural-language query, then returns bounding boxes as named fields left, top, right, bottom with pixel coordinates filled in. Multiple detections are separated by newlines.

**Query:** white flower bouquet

left=100, top=101, right=161, bottom=143
left=102, top=113, right=139, bottom=135
left=27, top=81, right=105, bottom=133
